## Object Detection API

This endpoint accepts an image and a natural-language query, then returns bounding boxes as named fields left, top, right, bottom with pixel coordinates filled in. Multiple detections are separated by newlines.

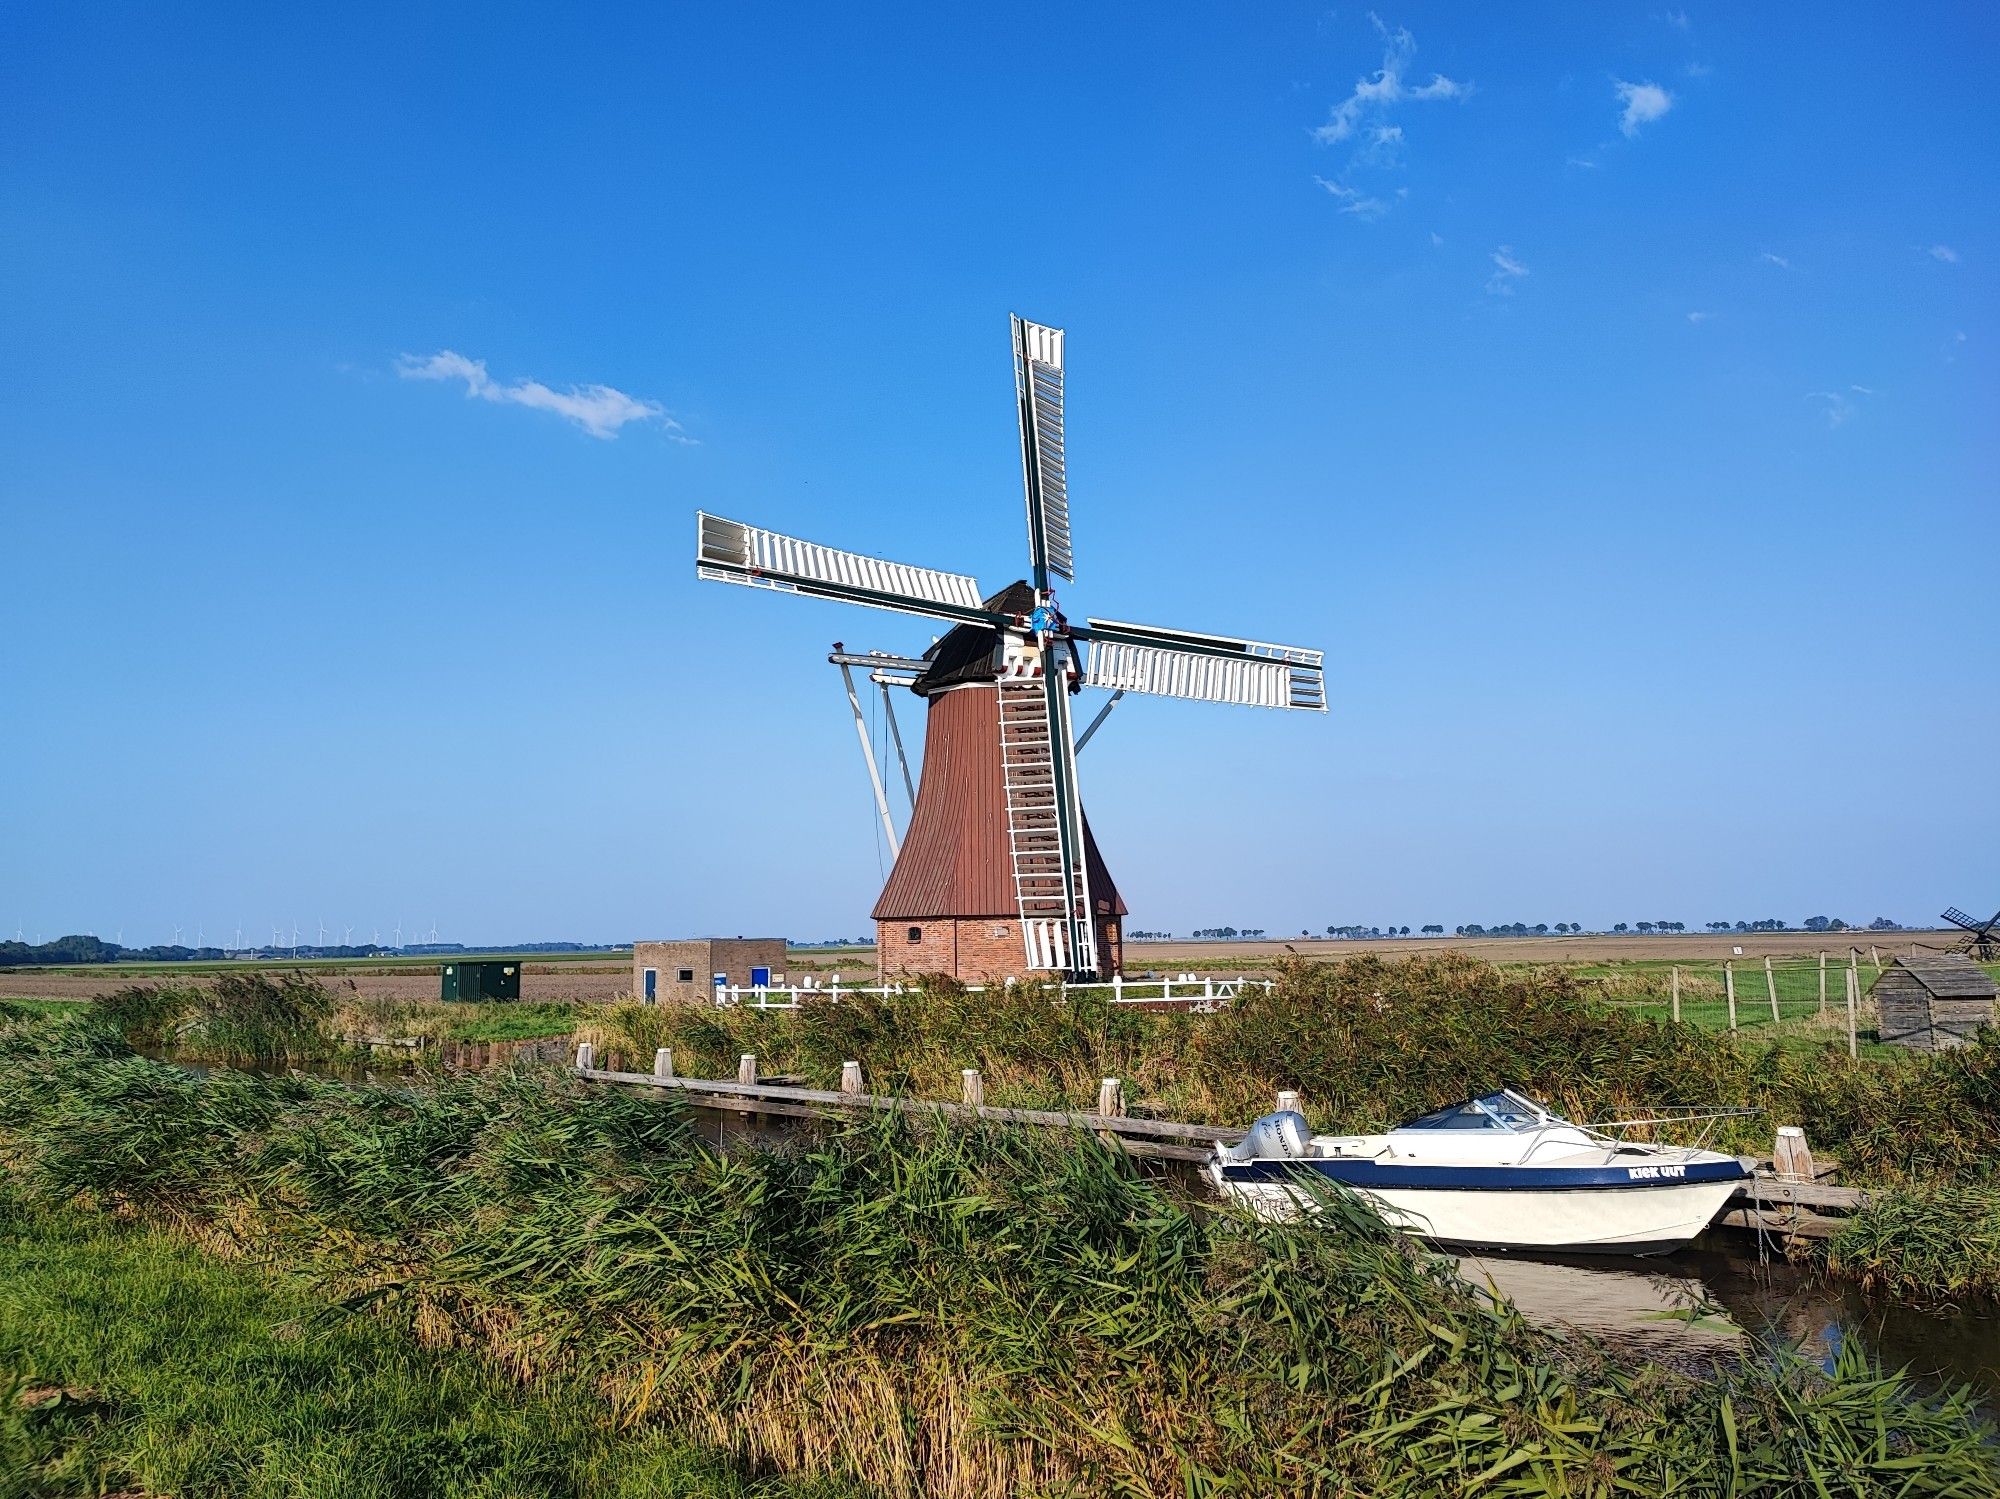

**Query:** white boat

left=1209, top=1089, right=1749, bottom=1256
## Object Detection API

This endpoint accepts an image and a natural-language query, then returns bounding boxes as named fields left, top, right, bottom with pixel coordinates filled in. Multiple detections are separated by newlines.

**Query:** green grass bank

left=0, top=1015, right=1994, bottom=1497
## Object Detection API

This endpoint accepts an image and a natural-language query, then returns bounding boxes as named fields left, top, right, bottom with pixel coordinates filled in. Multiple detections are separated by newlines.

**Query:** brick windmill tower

left=696, top=316, right=1325, bottom=982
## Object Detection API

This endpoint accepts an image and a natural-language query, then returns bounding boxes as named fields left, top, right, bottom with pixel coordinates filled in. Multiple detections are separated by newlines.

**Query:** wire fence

left=1591, top=949, right=1902, bottom=1053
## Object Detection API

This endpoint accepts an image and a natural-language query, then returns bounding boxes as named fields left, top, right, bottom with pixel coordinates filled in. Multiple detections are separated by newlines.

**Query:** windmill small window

left=907, top=926, right=923, bottom=943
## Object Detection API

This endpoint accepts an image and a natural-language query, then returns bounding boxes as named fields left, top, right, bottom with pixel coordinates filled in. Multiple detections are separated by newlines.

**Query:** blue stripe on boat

left=1217, top=1158, right=1749, bottom=1191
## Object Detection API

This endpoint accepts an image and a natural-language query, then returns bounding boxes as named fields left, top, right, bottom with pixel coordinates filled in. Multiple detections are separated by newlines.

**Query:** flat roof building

left=632, top=937, right=787, bottom=1004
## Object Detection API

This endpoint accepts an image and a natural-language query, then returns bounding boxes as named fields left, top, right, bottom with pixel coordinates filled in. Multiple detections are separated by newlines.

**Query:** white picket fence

left=703, top=974, right=1269, bottom=1012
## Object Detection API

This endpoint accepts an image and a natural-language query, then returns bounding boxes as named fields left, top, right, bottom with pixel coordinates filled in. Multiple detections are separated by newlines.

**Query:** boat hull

left=1210, top=1167, right=1742, bottom=1256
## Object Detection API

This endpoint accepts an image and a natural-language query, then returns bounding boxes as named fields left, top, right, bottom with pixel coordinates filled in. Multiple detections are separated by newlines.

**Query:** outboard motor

left=1217, top=1110, right=1311, bottom=1164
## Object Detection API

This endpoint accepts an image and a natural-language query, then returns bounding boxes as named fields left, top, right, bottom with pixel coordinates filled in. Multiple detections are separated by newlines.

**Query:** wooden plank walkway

left=575, top=1055, right=1872, bottom=1231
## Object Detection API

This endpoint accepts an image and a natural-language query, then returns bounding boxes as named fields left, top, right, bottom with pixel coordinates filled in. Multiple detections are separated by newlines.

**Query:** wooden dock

left=574, top=1048, right=1869, bottom=1236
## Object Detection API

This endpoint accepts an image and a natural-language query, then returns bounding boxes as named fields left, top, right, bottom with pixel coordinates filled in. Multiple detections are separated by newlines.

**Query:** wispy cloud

left=1686, top=310, right=1714, bottom=324
left=1615, top=79, right=1674, bottom=137
left=1663, top=9, right=1691, bottom=30
left=1807, top=384, right=1874, bottom=428
left=1486, top=245, right=1529, bottom=295
left=1309, top=16, right=1465, bottom=224
left=1928, top=243, right=1960, bottom=264
left=396, top=351, right=687, bottom=441
left=1313, top=14, right=1467, bottom=145
left=1759, top=251, right=1791, bottom=269
left=1313, top=175, right=1390, bottom=219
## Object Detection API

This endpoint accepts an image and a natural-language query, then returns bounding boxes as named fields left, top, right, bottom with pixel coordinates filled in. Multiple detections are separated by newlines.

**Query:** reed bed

left=0, top=1020, right=1993, bottom=1497
left=586, top=954, right=2000, bottom=1187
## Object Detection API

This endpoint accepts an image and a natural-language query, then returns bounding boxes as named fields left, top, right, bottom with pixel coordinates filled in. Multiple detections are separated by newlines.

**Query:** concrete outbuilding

left=632, top=938, right=787, bottom=1004
left=1871, top=954, right=1997, bottom=1051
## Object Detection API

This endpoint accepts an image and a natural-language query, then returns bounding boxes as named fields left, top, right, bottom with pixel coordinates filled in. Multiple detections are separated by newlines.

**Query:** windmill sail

left=697, top=513, right=995, bottom=626
left=1013, top=316, right=1073, bottom=588
left=1080, top=618, right=1326, bottom=711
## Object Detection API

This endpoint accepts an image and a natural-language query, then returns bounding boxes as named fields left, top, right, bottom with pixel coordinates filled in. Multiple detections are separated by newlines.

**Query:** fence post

left=1773, top=1126, right=1816, bottom=1182
left=737, top=1053, right=758, bottom=1086
left=1724, top=961, right=1738, bottom=1031
left=841, top=1060, right=864, bottom=1095
left=961, top=1068, right=983, bottom=1108
left=1112, top=972, right=1124, bottom=1004
left=1845, top=965, right=1858, bottom=1059
left=1764, top=957, right=1780, bottom=1025
left=1870, top=945, right=1882, bottom=974
left=1818, top=951, right=1828, bottom=1018
left=1203, top=977, right=1214, bottom=1003
left=1670, top=965, right=1681, bottom=1023
left=653, top=1047, right=674, bottom=1080
left=575, top=1042, right=595, bottom=1071
left=1097, top=1077, right=1124, bottom=1117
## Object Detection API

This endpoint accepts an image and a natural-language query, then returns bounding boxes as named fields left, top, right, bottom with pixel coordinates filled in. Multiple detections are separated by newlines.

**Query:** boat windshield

left=1396, top=1092, right=1547, bottom=1132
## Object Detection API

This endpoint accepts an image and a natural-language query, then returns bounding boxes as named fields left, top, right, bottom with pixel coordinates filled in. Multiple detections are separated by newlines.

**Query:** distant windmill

left=393, top=919, right=403, bottom=949
left=1942, top=906, right=2000, bottom=962
left=696, top=315, right=1326, bottom=980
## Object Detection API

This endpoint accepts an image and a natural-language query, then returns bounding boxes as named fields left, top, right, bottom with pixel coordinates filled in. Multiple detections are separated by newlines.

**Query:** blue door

left=750, top=966, right=771, bottom=987
left=643, top=968, right=657, bottom=1002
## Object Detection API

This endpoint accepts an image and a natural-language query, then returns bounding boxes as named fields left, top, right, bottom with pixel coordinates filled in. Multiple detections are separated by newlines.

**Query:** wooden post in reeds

left=841, top=1061, right=864, bottom=1095
left=1724, top=961, right=1738, bottom=1031
left=575, top=1042, right=595, bottom=1071
left=1097, top=1077, right=1124, bottom=1118
left=1764, top=957, right=1781, bottom=1025
left=1670, top=965, right=1681, bottom=1023
left=1818, top=951, right=1828, bottom=1018
left=1845, top=965, right=1859, bottom=1059
left=1773, top=1126, right=1816, bottom=1182
left=653, top=1047, right=674, bottom=1080
left=737, top=1053, right=757, bottom=1085
left=1870, top=944, right=1882, bottom=974
left=960, top=1068, right=983, bottom=1108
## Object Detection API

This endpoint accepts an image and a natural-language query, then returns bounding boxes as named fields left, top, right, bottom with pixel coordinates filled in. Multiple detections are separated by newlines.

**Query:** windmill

left=695, top=315, right=1325, bottom=981
left=1941, top=906, right=2000, bottom=962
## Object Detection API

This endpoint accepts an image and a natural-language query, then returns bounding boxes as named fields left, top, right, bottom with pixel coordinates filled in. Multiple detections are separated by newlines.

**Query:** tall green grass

left=590, top=954, right=2000, bottom=1187
left=0, top=1194, right=860, bottom=1498
left=0, top=1024, right=1992, bottom=1497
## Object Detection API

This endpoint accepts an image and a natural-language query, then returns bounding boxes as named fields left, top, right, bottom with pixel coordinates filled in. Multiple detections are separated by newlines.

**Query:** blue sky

left=3, top=4, right=1993, bottom=947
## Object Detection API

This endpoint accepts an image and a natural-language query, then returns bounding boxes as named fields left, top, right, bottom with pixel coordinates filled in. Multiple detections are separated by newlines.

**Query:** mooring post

left=653, top=1047, right=674, bottom=1080
left=1724, top=961, right=1737, bottom=1031
left=1276, top=1088, right=1301, bottom=1115
left=1764, top=957, right=1780, bottom=1025
left=1845, top=965, right=1859, bottom=1059
left=961, top=1068, right=983, bottom=1108
left=1097, top=1077, right=1124, bottom=1118
left=1773, top=1126, right=1816, bottom=1182
left=1818, top=951, right=1828, bottom=1018
left=575, top=1042, right=595, bottom=1071
left=839, top=1060, right=863, bottom=1095
left=1670, top=965, right=1681, bottom=1023
left=737, top=1053, right=757, bottom=1086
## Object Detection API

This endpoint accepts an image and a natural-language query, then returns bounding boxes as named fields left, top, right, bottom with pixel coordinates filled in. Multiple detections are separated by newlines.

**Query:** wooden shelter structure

left=1871, top=954, right=1997, bottom=1051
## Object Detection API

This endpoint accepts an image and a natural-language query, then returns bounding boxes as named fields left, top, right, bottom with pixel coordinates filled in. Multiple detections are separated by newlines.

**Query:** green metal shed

left=440, top=960, right=522, bottom=1002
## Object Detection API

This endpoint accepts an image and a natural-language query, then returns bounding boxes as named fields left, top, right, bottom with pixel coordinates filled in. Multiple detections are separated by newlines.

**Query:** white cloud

left=1686, top=310, right=1714, bottom=323
left=1663, top=9, right=1691, bottom=30
left=1313, top=175, right=1390, bottom=219
left=1615, top=79, right=1674, bottom=137
left=1486, top=245, right=1529, bottom=294
left=1313, top=14, right=1466, bottom=145
left=1759, top=251, right=1791, bottom=269
left=1429, top=231, right=1445, bottom=247
left=1928, top=244, right=1960, bottom=263
left=1807, top=385, right=1874, bottom=428
left=396, top=351, right=686, bottom=441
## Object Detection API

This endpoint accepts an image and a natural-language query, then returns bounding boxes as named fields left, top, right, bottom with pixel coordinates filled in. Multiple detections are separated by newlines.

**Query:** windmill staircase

left=997, top=680, right=1096, bottom=974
